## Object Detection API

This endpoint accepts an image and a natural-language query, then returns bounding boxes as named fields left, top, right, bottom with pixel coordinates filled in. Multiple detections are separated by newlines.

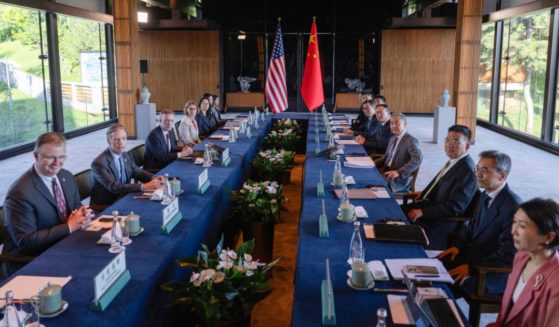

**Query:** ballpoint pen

left=373, top=288, right=409, bottom=294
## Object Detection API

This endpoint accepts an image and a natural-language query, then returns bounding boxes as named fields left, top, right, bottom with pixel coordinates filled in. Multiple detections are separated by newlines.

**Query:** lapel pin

left=62, top=177, right=66, bottom=182
left=534, top=274, right=543, bottom=287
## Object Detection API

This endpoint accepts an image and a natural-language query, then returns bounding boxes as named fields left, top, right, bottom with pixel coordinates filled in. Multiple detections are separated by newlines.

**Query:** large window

left=58, top=15, right=109, bottom=131
left=555, top=77, right=559, bottom=144
left=498, top=10, right=550, bottom=138
left=477, top=23, right=495, bottom=121
left=0, top=4, right=51, bottom=149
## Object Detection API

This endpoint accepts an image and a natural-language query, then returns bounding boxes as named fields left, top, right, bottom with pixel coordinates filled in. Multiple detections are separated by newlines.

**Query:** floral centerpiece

left=252, top=149, right=294, bottom=182
left=229, top=180, right=285, bottom=226
left=162, top=239, right=280, bottom=327
left=263, top=119, right=303, bottom=152
left=273, top=118, right=302, bottom=135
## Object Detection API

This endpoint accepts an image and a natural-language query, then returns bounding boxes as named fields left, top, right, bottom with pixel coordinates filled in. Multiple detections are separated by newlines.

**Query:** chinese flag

left=301, top=19, right=324, bottom=111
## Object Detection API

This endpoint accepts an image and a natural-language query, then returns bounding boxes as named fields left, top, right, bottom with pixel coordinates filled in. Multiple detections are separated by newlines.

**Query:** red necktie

left=52, top=177, right=67, bottom=220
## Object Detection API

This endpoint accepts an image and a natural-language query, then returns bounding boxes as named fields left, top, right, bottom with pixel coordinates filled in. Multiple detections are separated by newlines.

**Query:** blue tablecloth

left=291, top=115, right=462, bottom=326
left=2, top=115, right=277, bottom=326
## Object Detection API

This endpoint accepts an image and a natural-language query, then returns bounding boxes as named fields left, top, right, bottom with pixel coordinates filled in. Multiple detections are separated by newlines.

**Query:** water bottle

left=333, top=155, right=344, bottom=186
left=2, top=290, right=23, bottom=327
left=228, top=128, right=236, bottom=143
left=203, top=143, right=212, bottom=167
left=340, top=181, right=349, bottom=207
left=376, top=308, right=387, bottom=327
left=163, top=173, right=172, bottom=198
left=349, top=221, right=363, bottom=263
left=328, top=133, right=335, bottom=148
left=109, top=210, right=123, bottom=253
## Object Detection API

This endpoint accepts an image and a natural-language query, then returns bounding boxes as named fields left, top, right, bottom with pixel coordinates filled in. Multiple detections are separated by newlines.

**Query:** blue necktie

left=119, top=156, right=126, bottom=184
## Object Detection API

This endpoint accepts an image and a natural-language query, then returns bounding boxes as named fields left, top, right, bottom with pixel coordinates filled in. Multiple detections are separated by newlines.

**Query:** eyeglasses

left=475, top=167, right=497, bottom=175
left=39, top=153, right=67, bottom=162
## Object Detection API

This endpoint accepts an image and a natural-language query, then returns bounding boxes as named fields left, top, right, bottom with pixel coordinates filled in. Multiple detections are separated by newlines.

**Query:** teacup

left=351, top=260, right=372, bottom=288
left=169, top=178, right=181, bottom=195
left=339, top=203, right=355, bottom=222
left=333, top=172, right=344, bottom=187
left=39, top=283, right=62, bottom=315
left=125, top=212, right=141, bottom=234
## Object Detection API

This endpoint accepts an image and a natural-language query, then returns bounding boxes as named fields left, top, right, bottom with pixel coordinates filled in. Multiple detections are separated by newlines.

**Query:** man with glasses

left=437, top=150, right=521, bottom=295
left=2, top=132, right=93, bottom=276
left=355, top=103, right=394, bottom=154
left=90, top=124, right=165, bottom=211
left=402, top=125, right=477, bottom=249
left=144, top=109, right=193, bottom=171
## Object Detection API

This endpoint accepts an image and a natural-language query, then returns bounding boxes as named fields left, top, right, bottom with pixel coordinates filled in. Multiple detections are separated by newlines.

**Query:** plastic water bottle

left=349, top=221, right=363, bottom=263
left=340, top=181, right=349, bottom=207
left=109, top=210, right=123, bottom=253
left=376, top=308, right=387, bottom=327
left=203, top=143, right=212, bottom=167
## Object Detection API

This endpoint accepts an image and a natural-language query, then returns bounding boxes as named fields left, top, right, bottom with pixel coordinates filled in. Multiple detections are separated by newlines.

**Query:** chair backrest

left=410, top=169, right=419, bottom=193
left=74, top=169, right=93, bottom=201
left=0, top=206, right=10, bottom=250
left=129, top=144, right=145, bottom=167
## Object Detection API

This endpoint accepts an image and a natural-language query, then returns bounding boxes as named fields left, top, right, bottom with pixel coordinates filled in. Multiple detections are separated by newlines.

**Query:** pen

left=373, top=288, right=409, bottom=294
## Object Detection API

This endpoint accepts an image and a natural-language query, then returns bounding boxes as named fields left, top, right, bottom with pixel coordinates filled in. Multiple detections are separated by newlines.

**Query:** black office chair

left=129, top=144, right=145, bottom=168
left=0, top=206, right=35, bottom=281
left=74, top=169, right=94, bottom=202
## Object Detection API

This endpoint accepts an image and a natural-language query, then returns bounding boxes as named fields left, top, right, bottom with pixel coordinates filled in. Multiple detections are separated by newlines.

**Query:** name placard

left=222, top=148, right=231, bottom=167
left=160, top=197, right=182, bottom=234
left=197, top=168, right=211, bottom=194
left=91, top=251, right=131, bottom=311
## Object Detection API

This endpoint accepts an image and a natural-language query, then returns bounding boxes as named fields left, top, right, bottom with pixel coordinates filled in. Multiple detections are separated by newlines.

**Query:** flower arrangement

left=162, top=239, right=279, bottom=327
left=273, top=118, right=302, bottom=134
left=252, top=149, right=294, bottom=182
left=229, top=180, right=285, bottom=226
left=263, top=119, right=303, bottom=152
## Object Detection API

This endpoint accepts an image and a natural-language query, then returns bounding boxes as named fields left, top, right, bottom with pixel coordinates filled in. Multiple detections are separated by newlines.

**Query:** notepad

left=334, top=187, right=389, bottom=199
left=344, top=156, right=375, bottom=168
left=0, top=275, right=72, bottom=306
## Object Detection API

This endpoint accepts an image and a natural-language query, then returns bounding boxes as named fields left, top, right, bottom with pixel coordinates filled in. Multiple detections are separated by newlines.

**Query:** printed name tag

left=198, top=169, right=208, bottom=189
left=94, top=251, right=126, bottom=300
left=162, top=197, right=179, bottom=227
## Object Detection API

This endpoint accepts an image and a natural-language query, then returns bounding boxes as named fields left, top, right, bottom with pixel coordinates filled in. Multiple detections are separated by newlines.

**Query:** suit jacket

left=455, top=184, right=521, bottom=268
left=178, top=117, right=199, bottom=145
left=90, top=149, right=154, bottom=207
left=144, top=126, right=181, bottom=171
left=354, top=116, right=379, bottom=136
left=378, top=133, right=422, bottom=193
left=196, top=112, right=217, bottom=138
left=3, top=167, right=81, bottom=257
left=363, top=120, right=394, bottom=154
left=491, top=251, right=559, bottom=327
left=419, top=154, right=477, bottom=220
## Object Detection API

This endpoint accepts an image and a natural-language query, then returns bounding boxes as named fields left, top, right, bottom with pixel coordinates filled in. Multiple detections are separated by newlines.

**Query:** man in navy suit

left=90, top=124, right=164, bottom=211
left=355, top=103, right=394, bottom=154
left=144, top=109, right=193, bottom=171
left=402, top=125, right=477, bottom=249
left=3, top=132, right=93, bottom=276
left=437, top=150, right=521, bottom=294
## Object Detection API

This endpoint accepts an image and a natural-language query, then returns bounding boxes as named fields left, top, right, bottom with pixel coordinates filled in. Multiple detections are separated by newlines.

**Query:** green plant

left=263, top=118, right=303, bottom=151
left=229, top=180, right=286, bottom=226
left=252, top=149, right=294, bottom=182
left=162, top=239, right=279, bottom=327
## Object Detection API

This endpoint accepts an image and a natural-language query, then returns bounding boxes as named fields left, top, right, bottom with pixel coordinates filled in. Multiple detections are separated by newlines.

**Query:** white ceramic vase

left=440, top=88, right=451, bottom=107
left=140, top=87, right=151, bottom=104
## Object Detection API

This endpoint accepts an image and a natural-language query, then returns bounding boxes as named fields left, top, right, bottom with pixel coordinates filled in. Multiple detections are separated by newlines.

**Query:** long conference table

left=2, top=112, right=462, bottom=326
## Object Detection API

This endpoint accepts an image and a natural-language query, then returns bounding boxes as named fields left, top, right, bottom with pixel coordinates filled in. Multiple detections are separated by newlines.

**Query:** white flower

left=270, top=199, right=277, bottom=204
left=267, top=187, right=277, bottom=194
left=244, top=253, right=253, bottom=262
left=213, top=272, right=225, bottom=283
left=227, top=250, right=238, bottom=260
left=190, top=272, right=200, bottom=283
left=199, top=269, right=215, bottom=282
left=217, top=260, right=233, bottom=270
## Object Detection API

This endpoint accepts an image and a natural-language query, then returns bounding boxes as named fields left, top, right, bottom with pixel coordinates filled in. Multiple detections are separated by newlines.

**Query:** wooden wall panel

left=138, top=30, right=220, bottom=110
left=380, top=29, right=456, bottom=113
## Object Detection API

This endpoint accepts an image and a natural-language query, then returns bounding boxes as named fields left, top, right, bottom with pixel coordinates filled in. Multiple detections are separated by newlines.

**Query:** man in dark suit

left=375, top=112, right=422, bottom=193
left=356, top=103, right=394, bottom=154
left=347, top=99, right=381, bottom=134
left=3, top=132, right=93, bottom=276
left=144, top=109, right=193, bottom=171
left=437, top=150, right=521, bottom=294
left=90, top=124, right=164, bottom=211
left=402, top=125, right=477, bottom=249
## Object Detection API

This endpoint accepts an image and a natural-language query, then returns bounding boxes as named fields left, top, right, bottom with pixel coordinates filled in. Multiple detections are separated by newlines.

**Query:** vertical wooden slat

left=452, top=0, right=483, bottom=142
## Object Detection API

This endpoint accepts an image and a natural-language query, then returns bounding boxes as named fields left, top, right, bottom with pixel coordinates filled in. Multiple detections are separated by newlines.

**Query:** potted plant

left=228, top=180, right=286, bottom=262
left=252, top=149, right=294, bottom=183
left=162, top=239, right=280, bottom=327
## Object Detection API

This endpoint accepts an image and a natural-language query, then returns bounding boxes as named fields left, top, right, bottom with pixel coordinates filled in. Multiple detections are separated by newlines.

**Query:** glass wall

left=498, top=10, right=550, bottom=138
left=0, top=4, right=51, bottom=149
left=477, top=23, right=495, bottom=121
left=555, top=77, right=559, bottom=143
left=58, top=14, right=110, bottom=131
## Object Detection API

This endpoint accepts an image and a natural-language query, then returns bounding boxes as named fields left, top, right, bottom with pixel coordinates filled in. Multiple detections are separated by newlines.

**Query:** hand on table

left=436, top=246, right=460, bottom=261
left=355, top=135, right=365, bottom=144
left=407, top=209, right=423, bottom=222
left=449, top=264, right=470, bottom=285
left=384, top=170, right=400, bottom=181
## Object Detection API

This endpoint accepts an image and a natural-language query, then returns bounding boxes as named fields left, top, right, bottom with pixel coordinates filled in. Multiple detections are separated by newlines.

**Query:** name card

left=162, top=197, right=179, bottom=227
left=197, top=168, right=211, bottom=194
left=91, top=251, right=131, bottom=311
left=222, top=148, right=231, bottom=167
left=160, top=197, right=182, bottom=234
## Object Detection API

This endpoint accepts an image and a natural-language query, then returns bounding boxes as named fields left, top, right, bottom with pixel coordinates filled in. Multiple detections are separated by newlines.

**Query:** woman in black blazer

left=196, top=96, right=218, bottom=138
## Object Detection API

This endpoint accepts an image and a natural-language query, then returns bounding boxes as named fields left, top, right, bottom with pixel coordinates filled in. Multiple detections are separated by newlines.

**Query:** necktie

left=476, top=192, right=491, bottom=229
left=166, top=133, right=171, bottom=152
left=119, top=156, right=126, bottom=184
left=422, top=161, right=451, bottom=200
left=52, top=177, right=67, bottom=220
left=384, top=140, right=397, bottom=167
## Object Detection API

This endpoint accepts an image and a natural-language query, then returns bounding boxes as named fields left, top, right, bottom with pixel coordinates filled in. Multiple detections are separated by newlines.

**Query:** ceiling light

left=138, top=12, right=148, bottom=23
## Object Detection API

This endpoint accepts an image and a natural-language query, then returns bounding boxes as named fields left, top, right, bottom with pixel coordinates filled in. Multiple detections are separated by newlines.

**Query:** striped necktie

left=52, top=177, right=67, bottom=220
left=422, top=161, right=451, bottom=200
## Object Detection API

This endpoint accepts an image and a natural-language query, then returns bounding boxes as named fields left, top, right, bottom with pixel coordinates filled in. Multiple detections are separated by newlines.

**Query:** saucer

left=336, top=214, right=356, bottom=223
left=129, top=227, right=144, bottom=237
left=39, top=300, right=68, bottom=318
left=346, top=277, right=375, bottom=291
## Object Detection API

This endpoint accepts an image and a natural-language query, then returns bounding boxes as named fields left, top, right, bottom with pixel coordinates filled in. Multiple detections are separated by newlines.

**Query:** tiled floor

left=1, top=115, right=557, bottom=205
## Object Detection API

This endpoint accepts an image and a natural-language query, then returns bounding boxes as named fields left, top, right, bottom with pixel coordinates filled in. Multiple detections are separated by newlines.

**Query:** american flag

left=265, top=21, right=288, bottom=113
